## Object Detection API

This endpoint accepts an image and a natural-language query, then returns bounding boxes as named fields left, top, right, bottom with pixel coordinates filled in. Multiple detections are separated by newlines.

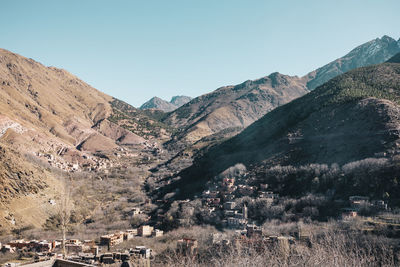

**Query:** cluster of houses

left=200, top=176, right=279, bottom=228
left=223, top=202, right=248, bottom=228
left=200, top=175, right=391, bottom=226
left=34, top=146, right=133, bottom=174
left=1, top=239, right=60, bottom=254
left=35, top=152, right=82, bottom=172
left=100, top=225, right=163, bottom=247
left=0, top=239, right=100, bottom=256
left=0, top=225, right=162, bottom=264
left=95, top=248, right=152, bottom=265
left=34, top=151, right=115, bottom=173
left=67, top=247, right=152, bottom=265
left=341, top=196, right=388, bottom=219
left=34, top=142, right=162, bottom=175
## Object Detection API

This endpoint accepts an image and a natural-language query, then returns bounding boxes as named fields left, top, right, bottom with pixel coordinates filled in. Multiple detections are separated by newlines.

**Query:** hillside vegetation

left=109, top=98, right=175, bottom=140
left=161, top=36, right=400, bottom=148
left=159, top=62, right=400, bottom=205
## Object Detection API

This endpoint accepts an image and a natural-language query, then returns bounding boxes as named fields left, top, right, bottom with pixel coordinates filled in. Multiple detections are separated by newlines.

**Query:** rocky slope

left=0, top=48, right=151, bottom=152
left=0, top=48, right=178, bottom=152
left=0, top=48, right=108, bottom=142
left=0, top=48, right=166, bottom=229
left=0, top=141, right=62, bottom=233
left=160, top=62, right=400, bottom=203
left=305, top=35, right=400, bottom=90
left=0, top=49, right=166, bottom=208
left=140, top=95, right=192, bottom=112
left=0, top=144, right=48, bottom=202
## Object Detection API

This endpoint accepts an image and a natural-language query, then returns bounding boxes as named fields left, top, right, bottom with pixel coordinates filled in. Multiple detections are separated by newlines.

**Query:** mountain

left=0, top=48, right=109, bottom=142
left=162, top=36, right=400, bottom=145
left=0, top=48, right=156, bottom=152
left=0, top=48, right=180, bottom=232
left=161, top=61, right=400, bottom=203
left=0, top=48, right=175, bottom=223
left=305, top=35, right=400, bottom=90
left=109, top=98, right=175, bottom=140
left=0, top=47, right=178, bottom=149
left=170, top=95, right=192, bottom=107
left=163, top=73, right=308, bottom=143
left=140, top=95, right=192, bottom=112
left=140, top=97, right=178, bottom=112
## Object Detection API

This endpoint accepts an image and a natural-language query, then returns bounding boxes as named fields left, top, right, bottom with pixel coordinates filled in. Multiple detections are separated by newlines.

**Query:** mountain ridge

left=163, top=72, right=308, bottom=144
left=162, top=35, right=400, bottom=146
left=0, top=47, right=164, bottom=201
left=304, top=35, right=400, bottom=90
left=159, top=61, right=400, bottom=202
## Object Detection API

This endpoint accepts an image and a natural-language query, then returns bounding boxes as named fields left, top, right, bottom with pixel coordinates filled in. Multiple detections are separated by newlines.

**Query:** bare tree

left=57, top=182, right=72, bottom=258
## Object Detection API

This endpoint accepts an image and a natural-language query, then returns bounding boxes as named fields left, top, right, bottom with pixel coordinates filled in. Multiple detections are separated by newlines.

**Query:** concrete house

left=151, top=229, right=164, bottom=237
left=138, top=225, right=154, bottom=237
left=100, top=233, right=124, bottom=246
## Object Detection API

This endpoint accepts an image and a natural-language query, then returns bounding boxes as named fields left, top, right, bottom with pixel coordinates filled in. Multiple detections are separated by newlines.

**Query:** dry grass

left=153, top=221, right=399, bottom=267
left=157, top=232, right=397, bottom=267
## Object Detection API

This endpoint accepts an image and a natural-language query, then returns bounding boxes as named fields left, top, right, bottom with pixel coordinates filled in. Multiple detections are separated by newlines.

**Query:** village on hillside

left=2, top=164, right=399, bottom=267
left=0, top=7, right=400, bottom=265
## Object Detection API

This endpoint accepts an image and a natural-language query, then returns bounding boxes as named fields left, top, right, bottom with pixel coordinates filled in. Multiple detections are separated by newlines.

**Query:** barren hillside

left=0, top=48, right=163, bottom=232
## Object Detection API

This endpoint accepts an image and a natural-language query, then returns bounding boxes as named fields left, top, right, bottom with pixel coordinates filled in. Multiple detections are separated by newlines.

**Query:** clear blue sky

left=1, top=0, right=399, bottom=107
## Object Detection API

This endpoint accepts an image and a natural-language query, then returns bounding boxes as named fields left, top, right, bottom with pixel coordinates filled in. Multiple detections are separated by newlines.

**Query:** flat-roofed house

left=138, top=225, right=154, bottom=237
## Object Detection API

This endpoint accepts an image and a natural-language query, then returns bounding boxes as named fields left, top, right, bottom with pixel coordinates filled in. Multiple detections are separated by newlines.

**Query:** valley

left=1, top=35, right=400, bottom=266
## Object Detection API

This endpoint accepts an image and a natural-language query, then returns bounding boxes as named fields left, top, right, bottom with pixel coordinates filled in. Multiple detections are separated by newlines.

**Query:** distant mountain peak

left=381, top=35, right=395, bottom=42
left=140, top=95, right=192, bottom=112
left=305, top=35, right=400, bottom=90
left=170, top=95, right=192, bottom=107
left=149, top=96, right=164, bottom=102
